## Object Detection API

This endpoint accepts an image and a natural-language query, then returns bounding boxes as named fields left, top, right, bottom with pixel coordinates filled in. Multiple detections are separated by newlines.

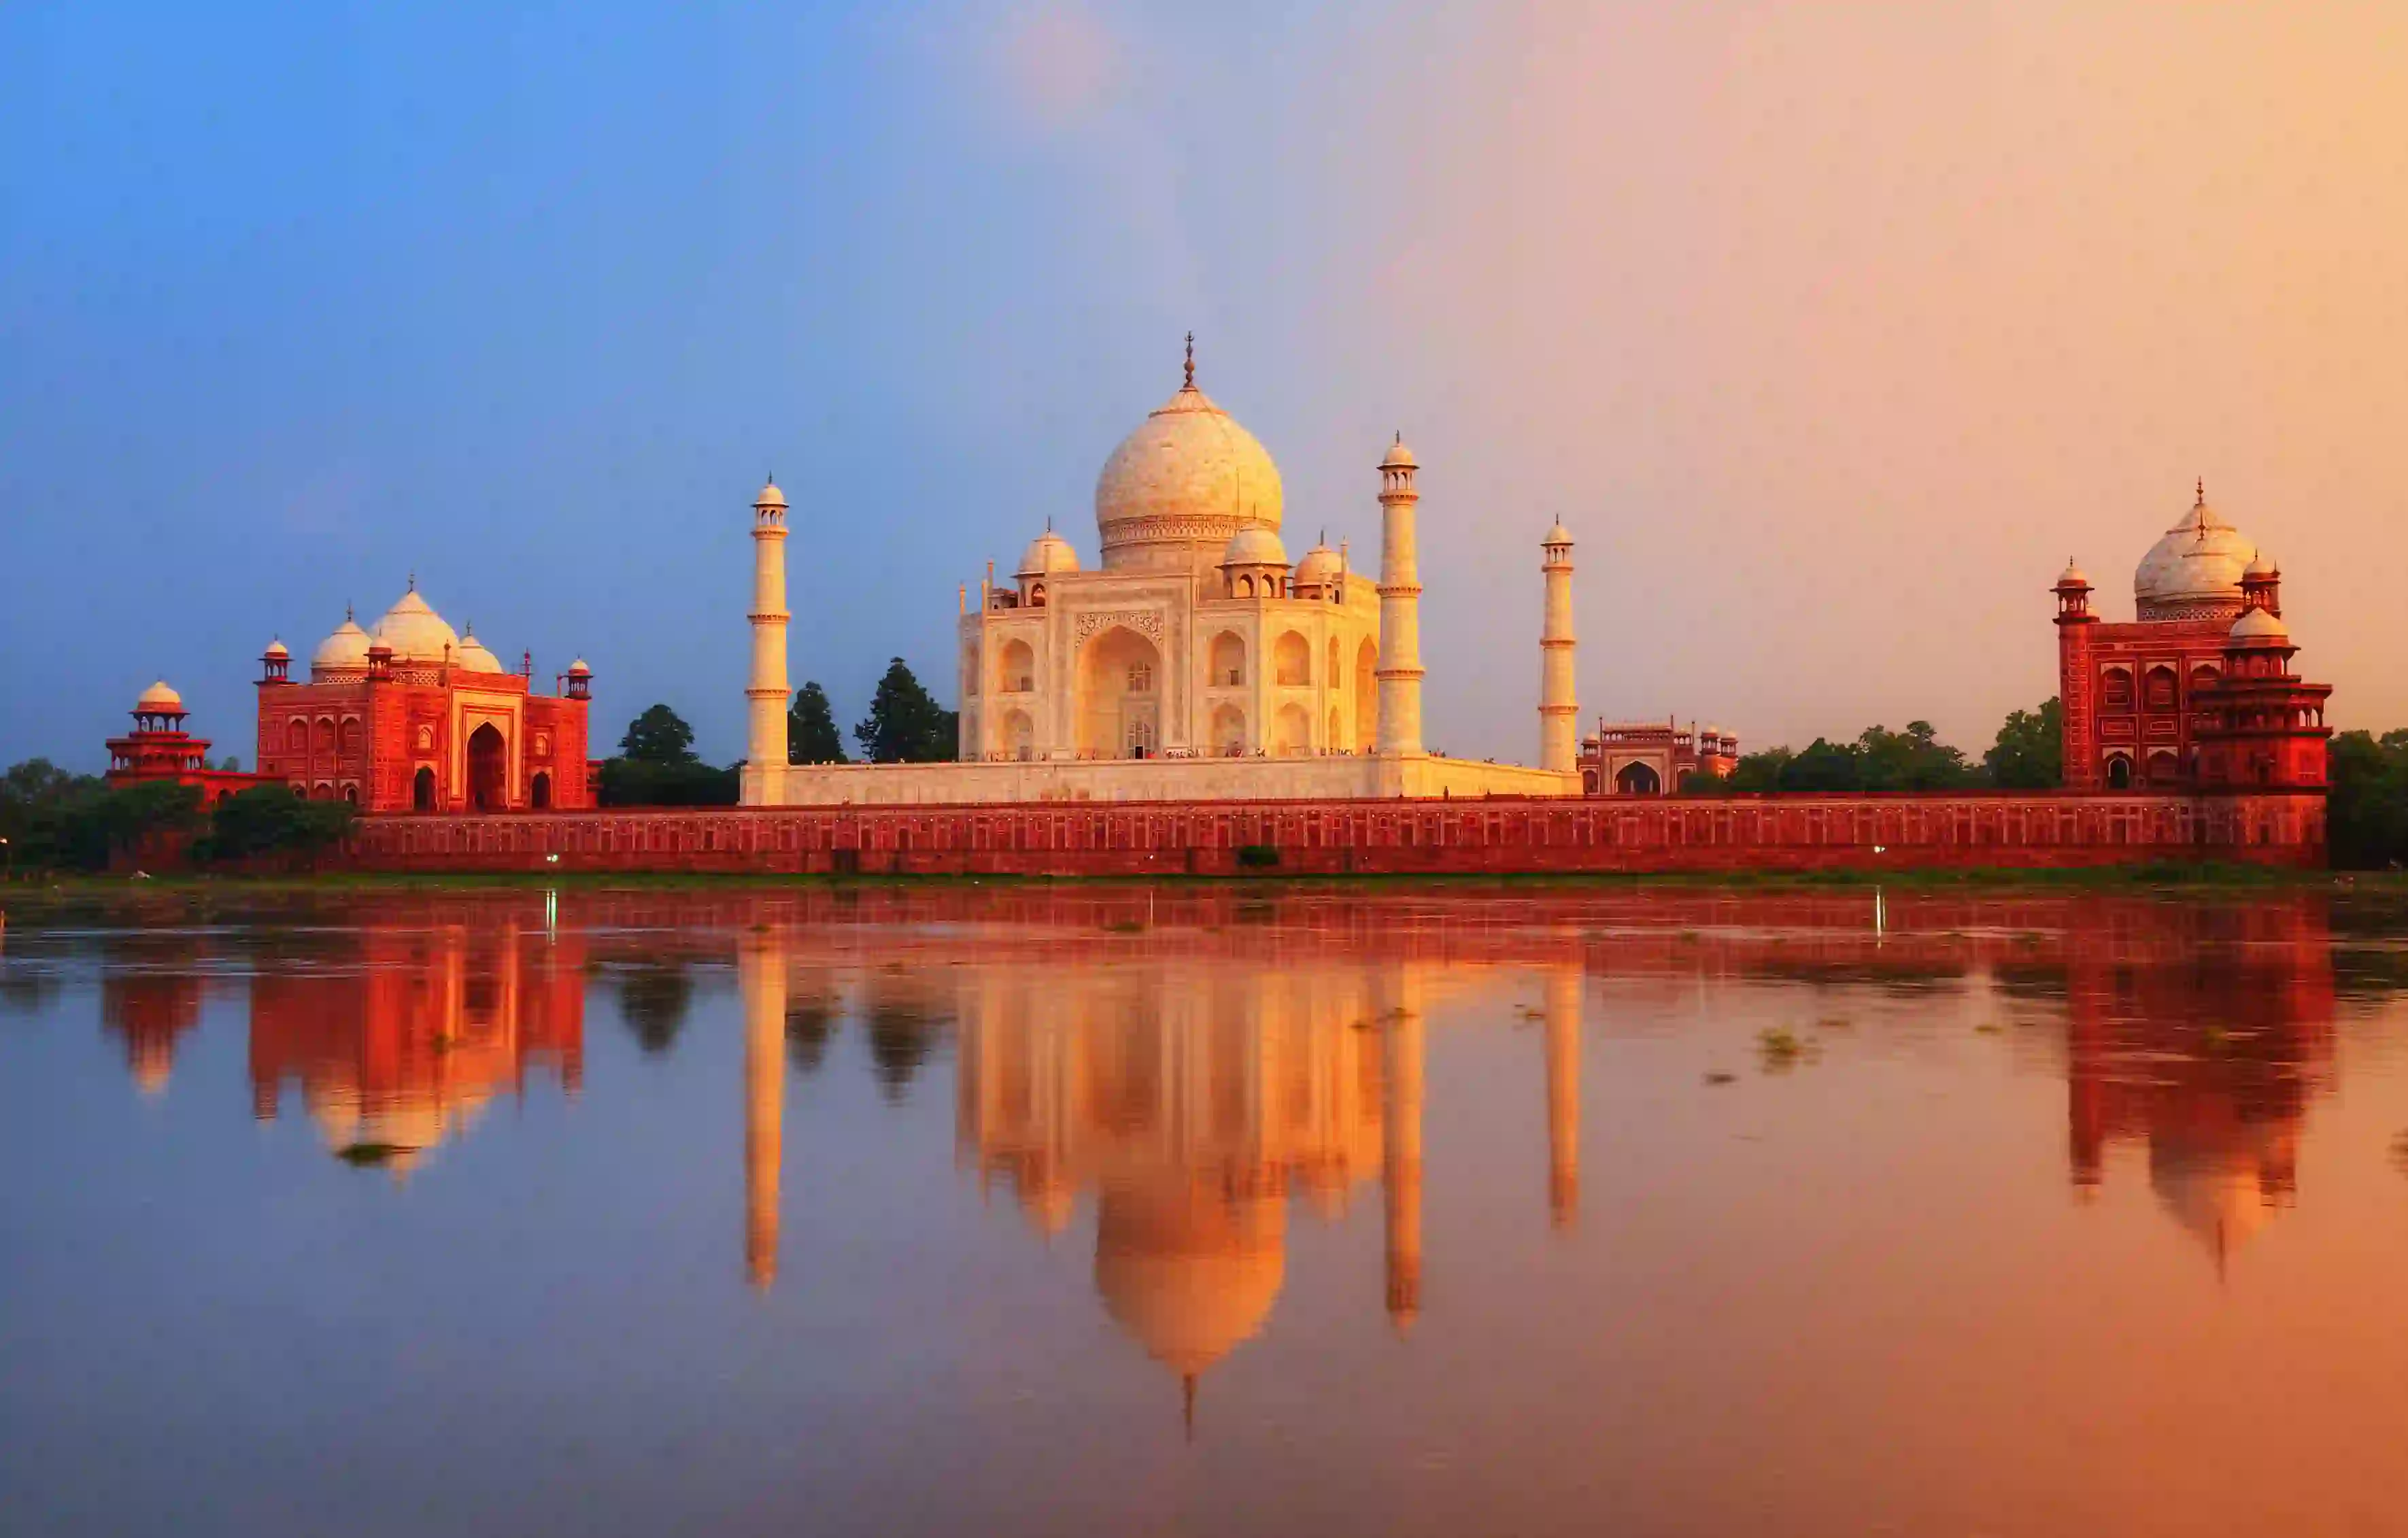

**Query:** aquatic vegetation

left=1974, top=1022, right=2005, bottom=1036
left=1703, top=1070, right=1737, bottom=1086
left=1757, top=1027, right=1807, bottom=1068
left=335, top=1142, right=402, bottom=1167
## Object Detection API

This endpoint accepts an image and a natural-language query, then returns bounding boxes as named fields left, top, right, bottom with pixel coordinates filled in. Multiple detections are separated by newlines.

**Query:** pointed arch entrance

left=467, top=723, right=508, bottom=810
left=1079, top=625, right=1164, bottom=759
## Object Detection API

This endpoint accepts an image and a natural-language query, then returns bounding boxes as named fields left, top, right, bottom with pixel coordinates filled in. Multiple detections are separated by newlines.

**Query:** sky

left=7, top=1, right=2408, bottom=771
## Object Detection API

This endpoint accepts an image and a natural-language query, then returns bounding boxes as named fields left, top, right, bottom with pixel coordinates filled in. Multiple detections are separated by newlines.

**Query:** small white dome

left=312, top=619, right=372, bottom=672
left=566, top=657, right=592, bottom=677
left=1017, top=528, right=1081, bottom=577
left=372, top=588, right=462, bottom=663
left=2245, top=551, right=2277, bottom=578
left=1221, top=525, right=1289, bottom=567
left=263, top=638, right=290, bottom=660
left=2058, top=558, right=2089, bottom=586
left=1542, top=519, right=1573, bottom=547
left=754, top=480, right=787, bottom=509
left=454, top=628, right=505, bottom=674
left=1294, top=542, right=1344, bottom=586
left=1380, top=434, right=1417, bottom=470
left=135, top=680, right=184, bottom=712
left=2229, top=606, right=2290, bottom=643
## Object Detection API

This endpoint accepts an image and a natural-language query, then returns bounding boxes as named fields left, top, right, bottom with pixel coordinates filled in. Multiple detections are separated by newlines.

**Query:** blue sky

left=9, top=2, right=2406, bottom=768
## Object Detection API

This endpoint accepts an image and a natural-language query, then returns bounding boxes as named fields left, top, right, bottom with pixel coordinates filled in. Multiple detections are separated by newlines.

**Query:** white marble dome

left=455, top=627, right=505, bottom=674
left=311, top=617, right=372, bottom=672
left=2229, top=606, right=2290, bottom=643
left=2135, top=489, right=2256, bottom=621
left=1294, top=541, right=1343, bottom=587
left=135, top=680, right=184, bottom=712
left=1221, top=524, right=1289, bottom=568
left=262, top=638, right=290, bottom=661
left=373, top=588, right=462, bottom=662
left=1094, top=374, right=1283, bottom=573
left=1017, top=528, right=1081, bottom=577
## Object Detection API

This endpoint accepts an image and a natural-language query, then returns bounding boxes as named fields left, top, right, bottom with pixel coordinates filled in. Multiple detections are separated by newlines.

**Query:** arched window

left=313, top=717, right=336, bottom=753
left=1236, top=575, right=1255, bottom=598
left=338, top=717, right=362, bottom=755
left=999, top=639, right=1036, bottom=694
left=2101, top=669, right=2133, bottom=711
left=2106, top=755, right=2132, bottom=789
left=287, top=718, right=307, bottom=752
left=1029, top=583, right=1046, bottom=607
left=1210, top=703, right=1246, bottom=757
left=1616, top=762, right=1662, bottom=796
left=2146, top=749, right=2181, bottom=784
left=1274, top=632, right=1310, bottom=687
left=2144, top=666, right=2177, bottom=711
left=530, top=772, right=552, bottom=809
left=1209, top=632, right=1244, bottom=687
left=413, top=766, right=437, bottom=810
left=342, top=784, right=360, bottom=806
left=1583, top=770, right=1601, bottom=794
left=1125, top=662, right=1153, bottom=695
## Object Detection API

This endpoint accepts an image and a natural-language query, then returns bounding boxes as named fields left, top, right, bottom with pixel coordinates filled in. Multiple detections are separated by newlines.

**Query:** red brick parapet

left=346, top=789, right=2325, bottom=876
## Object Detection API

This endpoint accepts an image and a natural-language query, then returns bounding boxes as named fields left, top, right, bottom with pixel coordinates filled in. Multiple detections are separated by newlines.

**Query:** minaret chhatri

left=744, top=478, right=790, bottom=806
left=1539, top=521, right=1577, bottom=774
left=1374, top=435, right=1425, bottom=757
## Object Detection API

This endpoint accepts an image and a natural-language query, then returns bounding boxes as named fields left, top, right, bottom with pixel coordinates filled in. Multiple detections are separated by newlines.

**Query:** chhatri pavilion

left=743, top=342, right=1589, bottom=806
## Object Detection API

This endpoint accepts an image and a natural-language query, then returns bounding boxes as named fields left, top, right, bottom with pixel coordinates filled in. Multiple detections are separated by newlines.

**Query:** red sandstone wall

left=345, top=790, right=2326, bottom=876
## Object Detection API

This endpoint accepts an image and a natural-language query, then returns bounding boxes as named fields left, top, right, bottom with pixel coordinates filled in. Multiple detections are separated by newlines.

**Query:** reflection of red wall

left=349, top=790, right=2328, bottom=875
left=249, top=917, right=584, bottom=1160
left=101, top=967, right=205, bottom=1096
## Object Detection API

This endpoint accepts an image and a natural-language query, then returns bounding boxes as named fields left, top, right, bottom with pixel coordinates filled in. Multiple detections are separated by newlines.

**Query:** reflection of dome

left=1094, top=368, right=1283, bottom=571
left=135, top=680, right=184, bottom=712
left=1221, top=525, right=1289, bottom=568
left=2230, top=606, right=2289, bottom=643
left=373, top=588, right=462, bottom=662
left=313, top=617, right=371, bottom=672
left=1093, top=1184, right=1285, bottom=1379
left=1017, top=528, right=1081, bottom=577
left=2135, top=487, right=2256, bottom=621
left=2152, top=1152, right=2279, bottom=1261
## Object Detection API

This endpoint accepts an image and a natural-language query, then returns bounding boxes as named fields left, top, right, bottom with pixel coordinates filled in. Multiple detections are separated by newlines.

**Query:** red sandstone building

left=254, top=584, right=595, bottom=811
left=103, top=681, right=275, bottom=806
left=1576, top=719, right=1740, bottom=796
left=2055, top=484, right=2330, bottom=791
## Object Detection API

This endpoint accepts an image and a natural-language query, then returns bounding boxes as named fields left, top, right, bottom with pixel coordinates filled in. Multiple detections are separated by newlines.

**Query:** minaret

left=1544, top=961, right=1581, bottom=1229
left=1381, top=965, right=1425, bottom=1331
left=1539, top=521, right=1577, bottom=774
left=740, top=922, right=788, bottom=1290
left=1374, top=435, right=1425, bottom=757
left=2054, top=558, right=2099, bottom=790
left=744, top=479, right=791, bottom=806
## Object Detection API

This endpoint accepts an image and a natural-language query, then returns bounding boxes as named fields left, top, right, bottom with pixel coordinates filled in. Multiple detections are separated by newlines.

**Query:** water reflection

left=248, top=915, right=586, bottom=1176
left=19, top=883, right=2400, bottom=1532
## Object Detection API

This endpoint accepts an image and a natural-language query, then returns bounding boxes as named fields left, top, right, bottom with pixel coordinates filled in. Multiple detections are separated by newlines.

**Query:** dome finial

left=407, top=570, right=417, bottom=593
left=2196, top=476, right=2205, bottom=505
left=345, top=601, right=354, bottom=623
left=1183, top=331, right=1195, bottom=390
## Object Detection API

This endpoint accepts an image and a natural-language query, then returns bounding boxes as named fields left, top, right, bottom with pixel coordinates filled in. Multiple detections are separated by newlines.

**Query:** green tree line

left=1, top=760, right=354, bottom=874
left=596, top=658, right=958, bottom=807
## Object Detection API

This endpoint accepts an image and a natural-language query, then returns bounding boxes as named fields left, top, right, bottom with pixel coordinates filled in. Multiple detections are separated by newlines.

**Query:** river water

left=3, top=885, right=2406, bottom=1536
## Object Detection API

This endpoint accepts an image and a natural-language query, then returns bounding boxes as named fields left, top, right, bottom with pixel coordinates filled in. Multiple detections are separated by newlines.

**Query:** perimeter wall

left=347, top=790, right=2325, bottom=874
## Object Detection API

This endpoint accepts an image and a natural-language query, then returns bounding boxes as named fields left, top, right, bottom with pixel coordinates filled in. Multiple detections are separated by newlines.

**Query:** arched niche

left=1274, top=632, right=1310, bottom=687
left=1209, top=631, right=1245, bottom=688
left=1078, top=625, right=1162, bottom=759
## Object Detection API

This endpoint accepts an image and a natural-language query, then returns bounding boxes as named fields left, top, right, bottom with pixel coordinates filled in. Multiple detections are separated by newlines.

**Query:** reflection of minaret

left=740, top=929, right=788, bottom=1291
left=1545, top=964, right=1580, bottom=1229
left=1382, top=968, right=1425, bottom=1329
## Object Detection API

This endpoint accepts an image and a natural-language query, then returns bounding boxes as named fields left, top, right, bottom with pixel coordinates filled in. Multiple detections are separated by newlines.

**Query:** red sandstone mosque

left=2055, top=482, right=2331, bottom=791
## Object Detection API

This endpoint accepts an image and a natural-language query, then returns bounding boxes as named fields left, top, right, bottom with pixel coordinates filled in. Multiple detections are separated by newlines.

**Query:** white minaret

left=743, top=478, right=790, bottom=806
left=1539, top=520, right=1577, bottom=774
left=1374, top=434, right=1425, bottom=757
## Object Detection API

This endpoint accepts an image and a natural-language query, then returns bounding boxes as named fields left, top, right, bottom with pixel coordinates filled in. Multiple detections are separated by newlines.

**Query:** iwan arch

left=742, top=343, right=1582, bottom=807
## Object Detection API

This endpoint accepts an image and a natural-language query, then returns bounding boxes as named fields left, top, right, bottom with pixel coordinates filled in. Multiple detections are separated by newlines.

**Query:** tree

left=1984, top=698, right=2064, bottom=789
left=202, top=785, right=356, bottom=864
left=853, top=658, right=958, bottom=764
left=1855, top=721, right=1976, bottom=790
left=619, top=704, right=698, bottom=765
left=2329, top=729, right=2408, bottom=869
left=789, top=681, right=848, bottom=764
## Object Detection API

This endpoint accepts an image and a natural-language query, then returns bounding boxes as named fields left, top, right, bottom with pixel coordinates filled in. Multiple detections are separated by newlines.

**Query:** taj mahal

left=741, top=341, right=1592, bottom=807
